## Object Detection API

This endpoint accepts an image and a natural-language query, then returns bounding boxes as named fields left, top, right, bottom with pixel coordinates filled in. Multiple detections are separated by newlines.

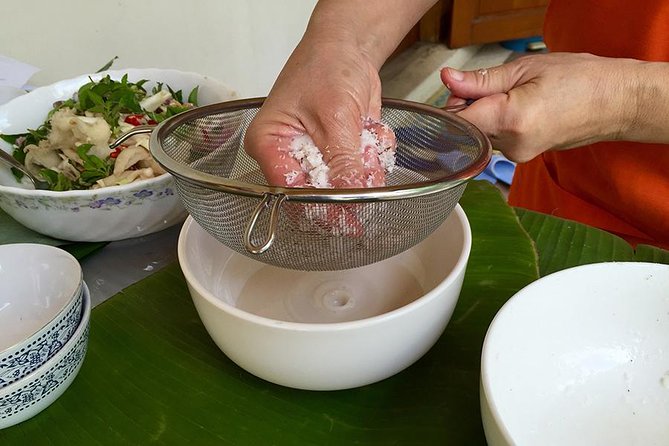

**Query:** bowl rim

left=0, top=243, right=83, bottom=355
left=177, top=204, right=472, bottom=331
left=0, top=280, right=90, bottom=397
left=479, top=261, right=669, bottom=444
left=0, top=170, right=173, bottom=198
left=0, top=67, right=236, bottom=196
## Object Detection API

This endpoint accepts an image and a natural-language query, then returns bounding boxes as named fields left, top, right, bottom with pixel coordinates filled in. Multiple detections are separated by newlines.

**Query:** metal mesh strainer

left=149, top=98, right=491, bottom=271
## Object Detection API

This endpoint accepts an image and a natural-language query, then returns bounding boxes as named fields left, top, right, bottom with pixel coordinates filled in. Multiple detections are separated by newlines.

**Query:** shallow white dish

left=481, top=262, right=669, bottom=446
left=0, top=280, right=90, bottom=430
left=178, top=205, right=471, bottom=391
left=0, top=244, right=83, bottom=388
left=0, top=86, right=26, bottom=107
left=0, top=68, right=237, bottom=241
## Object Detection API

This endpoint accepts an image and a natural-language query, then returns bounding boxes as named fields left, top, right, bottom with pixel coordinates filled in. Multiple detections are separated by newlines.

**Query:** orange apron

left=507, top=0, right=669, bottom=249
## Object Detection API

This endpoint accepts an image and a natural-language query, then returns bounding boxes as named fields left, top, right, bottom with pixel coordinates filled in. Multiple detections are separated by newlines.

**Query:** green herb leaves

left=76, top=144, right=113, bottom=187
left=1, top=74, right=199, bottom=191
left=38, top=144, right=113, bottom=191
left=39, top=169, right=72, bottom=191
left=75, top=75, right=148, bottom=130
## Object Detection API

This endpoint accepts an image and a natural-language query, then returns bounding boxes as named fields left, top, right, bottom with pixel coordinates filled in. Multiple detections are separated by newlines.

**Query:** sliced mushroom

left=94, top=167, right=155, bottom=188
left=113, top=146, right=151, bottom=176
left=24, top=143, right=62, bottom=178
left=140, top=90, right=171, bottom=112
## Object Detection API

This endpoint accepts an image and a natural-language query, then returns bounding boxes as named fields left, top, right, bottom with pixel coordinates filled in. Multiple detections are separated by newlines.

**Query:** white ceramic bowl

left=481, top=262, right=669, bottom=446
left=0, top=281, right=90, bottom=429
left=0, top=86, right=26, bottom=106
left=178, top=205, right=471, bottom=391
left=0, top=68, right=237, bottom=241
left=0, top=244, right=83, bottom=388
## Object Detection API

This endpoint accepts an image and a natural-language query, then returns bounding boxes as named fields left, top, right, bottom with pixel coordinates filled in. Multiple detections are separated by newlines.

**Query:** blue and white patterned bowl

left=0, top=281, right=90, bottom=430
left=0, top=68, right=237, bottom=241
left=0, top=244, right=83, bottom=389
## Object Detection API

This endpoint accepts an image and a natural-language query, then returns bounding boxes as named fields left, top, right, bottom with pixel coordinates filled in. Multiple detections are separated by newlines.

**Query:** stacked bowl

left=0, top=243, right=91, bottom=429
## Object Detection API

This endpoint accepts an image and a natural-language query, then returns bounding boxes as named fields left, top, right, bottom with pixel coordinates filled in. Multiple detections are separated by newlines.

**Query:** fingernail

left=447, top=68, right=465, bottom=81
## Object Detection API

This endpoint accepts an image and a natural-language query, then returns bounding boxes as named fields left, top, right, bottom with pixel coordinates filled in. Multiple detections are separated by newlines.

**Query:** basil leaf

left=40, top=168, right=73, bottom=191
left=96, top=56, right=118, bottom=73
left=188, top=86, right=199, bottom=106
left=0, top=134, right=20, bottom=145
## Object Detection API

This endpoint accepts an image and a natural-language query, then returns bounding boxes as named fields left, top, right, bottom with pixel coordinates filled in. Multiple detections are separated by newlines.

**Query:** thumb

left=440, top=64, right=519, bottom=100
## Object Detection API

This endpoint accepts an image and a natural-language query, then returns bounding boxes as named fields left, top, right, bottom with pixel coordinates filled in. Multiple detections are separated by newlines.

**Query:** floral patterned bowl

left=0, top=244, right=83, bottom=389
left=0, top=68, right=237, bottom=241
left=0, top=280, right=91, bottom=429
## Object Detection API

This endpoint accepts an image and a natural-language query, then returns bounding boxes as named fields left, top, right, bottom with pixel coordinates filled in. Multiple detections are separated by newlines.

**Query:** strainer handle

left=442, top=100, right=473, bottom=113
left=244, top=193, right=286, bottom=254
left=109, top=125, right=155, bottom=150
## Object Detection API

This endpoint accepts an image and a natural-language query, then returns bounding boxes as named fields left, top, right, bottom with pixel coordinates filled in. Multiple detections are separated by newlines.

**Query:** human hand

left=244, top=36, right=388, bottom=188
left=441, top=52, right=640, bottom=162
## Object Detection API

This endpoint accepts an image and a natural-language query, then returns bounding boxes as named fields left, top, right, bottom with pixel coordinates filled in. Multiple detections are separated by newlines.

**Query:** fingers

left=444, top=94, right=468, bottom=111
left=439, top=61, right=534, bottom=161
left=308, top=109, right=367, bottom=188
left=456, top=94, right=507, bottom=138
left=244, top=119, right=308, bottom=187
left=361, top=119, right=395, bottom=187
left=362, top=143, right=384, bottom=187
left=440, top=63, right=521, bottom=100
left=264, top=143, right=308, bottom=188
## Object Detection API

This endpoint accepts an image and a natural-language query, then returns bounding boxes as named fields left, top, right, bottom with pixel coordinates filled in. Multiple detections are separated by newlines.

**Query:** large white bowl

left=481, top=262, right=669, bottom=446
left=178, top=205, right=471, bottom=391
left=0, top=281, right=90, bottom=429
left=0, top=68, right=237, bottom=241
left=0, top=244, right=83, bottom=388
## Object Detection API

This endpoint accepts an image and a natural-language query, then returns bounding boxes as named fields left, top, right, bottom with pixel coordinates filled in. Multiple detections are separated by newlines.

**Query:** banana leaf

left=0, top=181, right=540, bottom=445
left=515, top=208, right=669, bottom=275
left=3, top=181, right=668, bottom=444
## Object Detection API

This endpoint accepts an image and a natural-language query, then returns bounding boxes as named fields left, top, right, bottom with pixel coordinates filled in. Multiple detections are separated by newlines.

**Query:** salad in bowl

left=0, top=68, right=237, bottom=241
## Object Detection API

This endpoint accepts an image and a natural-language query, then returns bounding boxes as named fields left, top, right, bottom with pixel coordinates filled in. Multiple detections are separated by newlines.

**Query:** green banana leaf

left=1, top=208, right=64, bottom=246
left=2, top=181, right=667, bottom=444
left=516, top=208, right=669, bottom=275
left=0, top=208, right=107, bottom=260
left=0, top=181, right=539, bottom=445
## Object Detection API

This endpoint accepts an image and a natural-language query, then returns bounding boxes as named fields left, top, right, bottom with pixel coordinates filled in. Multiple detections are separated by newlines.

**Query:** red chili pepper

left=147, top=119, right=158, bottom=125
left=110, top=144, right=127, bottom=159
left=124, top=114, right=144, bottom=126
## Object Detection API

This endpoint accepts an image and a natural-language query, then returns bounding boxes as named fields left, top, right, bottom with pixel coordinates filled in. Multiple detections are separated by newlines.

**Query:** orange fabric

left=507, top=0, right=669, bottom=249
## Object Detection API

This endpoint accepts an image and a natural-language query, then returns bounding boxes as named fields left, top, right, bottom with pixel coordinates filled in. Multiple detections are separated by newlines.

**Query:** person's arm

left=625, top=60, right=669, bottom=144
left=245, top=0, right=437, bottom=187
left=440, top=52, right=669, bottom=162
left=306, top=0, right=437, bottom=69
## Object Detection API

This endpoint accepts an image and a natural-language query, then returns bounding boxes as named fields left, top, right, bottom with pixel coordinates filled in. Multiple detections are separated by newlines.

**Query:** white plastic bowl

left=0, top=281, right=90, bottom=429
left=178, top=205, right=471, bottom=391
left=481, top=262, right=669, bottom=446
left=0, top=68, right=237, bottom=241
left=0, top=244, right=83, bottom=388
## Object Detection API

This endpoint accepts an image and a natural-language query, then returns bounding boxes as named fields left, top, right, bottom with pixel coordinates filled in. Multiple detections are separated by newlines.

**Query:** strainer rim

left=150, top=97, right=491, bottom=202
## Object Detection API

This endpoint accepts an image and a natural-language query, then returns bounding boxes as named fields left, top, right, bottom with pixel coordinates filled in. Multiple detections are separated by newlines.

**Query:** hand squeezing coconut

left=245, top=111, right=397, bottom=190
left=286, top=118, right=397, bottom=188
left=244, top=114, right=397, bottom=237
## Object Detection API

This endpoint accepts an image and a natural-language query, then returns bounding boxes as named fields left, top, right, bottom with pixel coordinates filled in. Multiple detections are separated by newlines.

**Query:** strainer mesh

left=156, top=100, right=486, bottom=271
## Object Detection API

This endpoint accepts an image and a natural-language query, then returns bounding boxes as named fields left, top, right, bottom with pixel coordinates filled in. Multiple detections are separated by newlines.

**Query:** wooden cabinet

left=448, top=0, right=549, bottom=48
left=389, top=0, right=548, bottom=59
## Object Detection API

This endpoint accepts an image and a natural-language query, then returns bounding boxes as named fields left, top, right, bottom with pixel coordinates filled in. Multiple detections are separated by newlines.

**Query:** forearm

left=625, top=61, right=669, bottom=144
left=303, top=0, right=438, bottom=69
